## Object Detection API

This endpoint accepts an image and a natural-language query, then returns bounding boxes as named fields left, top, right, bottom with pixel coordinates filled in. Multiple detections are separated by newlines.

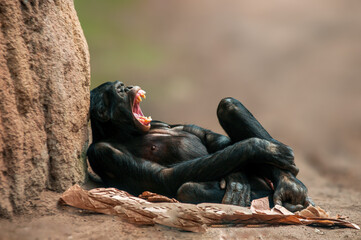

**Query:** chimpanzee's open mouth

left=132, top=89, right=152, bottom=126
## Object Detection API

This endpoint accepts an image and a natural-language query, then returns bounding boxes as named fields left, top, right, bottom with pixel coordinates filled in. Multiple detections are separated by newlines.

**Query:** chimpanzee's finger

left=222, top=180, right=237, bottom=204
left=239, top=182, right=251, bottom=206
left=222, top=188, right=233, bottom=204
left=266, top=160, right=299, bottom=176
left=283, top=203, right=304, bottom=212
left=304, top=196, right=315, bottom=207
left=273, top=190, right=283, bottom=207
left=230, top=182, right=243, bottom=205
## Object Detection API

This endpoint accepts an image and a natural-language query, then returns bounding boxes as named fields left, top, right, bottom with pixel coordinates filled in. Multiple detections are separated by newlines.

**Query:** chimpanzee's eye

left=116, top=85, right=124, bottom=93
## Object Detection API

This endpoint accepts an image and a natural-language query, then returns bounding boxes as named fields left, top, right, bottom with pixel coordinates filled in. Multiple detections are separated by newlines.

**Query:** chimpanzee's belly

left=126, top=128, right=208, bottom=166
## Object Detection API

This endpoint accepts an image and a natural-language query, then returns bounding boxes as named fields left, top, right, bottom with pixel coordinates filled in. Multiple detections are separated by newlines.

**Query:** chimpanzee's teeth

left=136, top=90, right=146, bottom=103
left=139, top=90, right=146, bottom=98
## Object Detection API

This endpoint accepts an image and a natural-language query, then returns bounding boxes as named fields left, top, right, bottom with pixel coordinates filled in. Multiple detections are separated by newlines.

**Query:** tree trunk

left=0, top=0, right=90, bottom=217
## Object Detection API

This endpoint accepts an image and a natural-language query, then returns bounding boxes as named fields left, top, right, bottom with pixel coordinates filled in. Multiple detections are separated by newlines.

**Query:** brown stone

left=0, top=0, right=90, bottom=217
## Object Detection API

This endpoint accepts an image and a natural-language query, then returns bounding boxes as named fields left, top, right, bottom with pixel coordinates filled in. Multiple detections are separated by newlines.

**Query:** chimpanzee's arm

left=87, top=138, right=295, bottom=197
left=180, top=124, right=299, bottom=178
left=181, top=124, right=232, bottom=153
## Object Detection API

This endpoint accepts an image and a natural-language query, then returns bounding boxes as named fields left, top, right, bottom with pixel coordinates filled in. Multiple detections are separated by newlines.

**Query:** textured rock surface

left=0, top=0, right=90, bottom=217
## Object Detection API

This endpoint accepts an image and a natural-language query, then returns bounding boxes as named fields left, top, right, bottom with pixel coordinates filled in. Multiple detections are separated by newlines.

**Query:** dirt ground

left=1, top=0, right=361, bottom=239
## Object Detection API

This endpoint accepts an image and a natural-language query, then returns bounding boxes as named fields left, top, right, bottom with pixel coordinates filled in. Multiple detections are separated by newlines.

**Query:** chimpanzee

left=87, top=81, right=313, bottom=212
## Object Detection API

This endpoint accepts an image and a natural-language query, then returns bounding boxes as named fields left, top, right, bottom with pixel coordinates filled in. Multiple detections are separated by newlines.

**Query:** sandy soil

left=1, top=0, right=361, bottom=239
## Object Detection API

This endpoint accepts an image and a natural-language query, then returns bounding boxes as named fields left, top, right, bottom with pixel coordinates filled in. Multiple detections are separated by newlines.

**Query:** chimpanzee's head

left=90, top=81, right=152, bottom=141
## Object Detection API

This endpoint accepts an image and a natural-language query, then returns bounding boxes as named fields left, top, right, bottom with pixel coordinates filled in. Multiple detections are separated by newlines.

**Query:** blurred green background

left=74, top=0, right=361, bottom=191
left=75, top=0, right=163, bottom=89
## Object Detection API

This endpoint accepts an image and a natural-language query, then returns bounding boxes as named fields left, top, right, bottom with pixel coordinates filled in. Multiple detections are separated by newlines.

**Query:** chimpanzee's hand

left=252, top=138, right=299, bottom=176
left=273, top=172, right=314, bottom=212
left=221, top=172, right=251, bottom=206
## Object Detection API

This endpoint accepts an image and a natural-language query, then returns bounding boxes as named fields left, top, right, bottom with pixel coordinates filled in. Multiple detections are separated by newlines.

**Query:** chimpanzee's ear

left=96, top=107, right=110, bottom=122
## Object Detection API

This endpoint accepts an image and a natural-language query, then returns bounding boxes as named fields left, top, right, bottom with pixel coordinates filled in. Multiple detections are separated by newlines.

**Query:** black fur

left=87, top=81, right=312, bottom=211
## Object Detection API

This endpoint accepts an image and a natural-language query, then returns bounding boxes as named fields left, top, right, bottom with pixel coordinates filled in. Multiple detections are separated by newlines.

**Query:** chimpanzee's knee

left=217, top=98, right=252, bottom=140
left=176, top=182, right=198, bottom=203
left=217, top=97, right=274, bottom=142
left=177, top=182, right=224, bottom=204
left=217, top=97, right=242, bottom=122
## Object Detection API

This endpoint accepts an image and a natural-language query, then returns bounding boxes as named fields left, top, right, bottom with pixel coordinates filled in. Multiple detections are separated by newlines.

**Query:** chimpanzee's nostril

left=125, top=86, right=133, bottom=92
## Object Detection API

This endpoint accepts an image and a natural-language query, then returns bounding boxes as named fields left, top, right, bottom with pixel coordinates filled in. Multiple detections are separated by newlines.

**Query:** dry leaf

left=59, top=185, right=360, bottom=232
left=139, top=191, right=179, bottom=203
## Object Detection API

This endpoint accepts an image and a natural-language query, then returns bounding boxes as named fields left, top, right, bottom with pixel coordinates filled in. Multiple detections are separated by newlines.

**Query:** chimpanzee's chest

left=125, top=127, right=208, bottom=166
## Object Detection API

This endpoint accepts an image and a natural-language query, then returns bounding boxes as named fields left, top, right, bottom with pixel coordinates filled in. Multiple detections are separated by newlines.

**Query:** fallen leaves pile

left=59, top=184, right=359, bottom=232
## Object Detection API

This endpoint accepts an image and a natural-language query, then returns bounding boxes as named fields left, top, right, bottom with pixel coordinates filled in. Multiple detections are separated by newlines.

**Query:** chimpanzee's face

left=90, top=81, right=151, bottom=133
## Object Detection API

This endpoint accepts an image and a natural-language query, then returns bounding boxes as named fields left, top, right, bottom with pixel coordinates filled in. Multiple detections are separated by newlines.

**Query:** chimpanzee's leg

left=217, top=97, right=276, bottom=143
left=176, top=98, right=281, bottom=206
left=216, top=97, right=296, bottom=175
left=176, top=174, right=264, bottom=206
left=215, top=98, right=286, bottom=206
left=177, top=98, right=298, bottom=207
left=176, top=181, right=225, bottom=204
left=176, top=174, right=274, bottom=206
left=216, top=98, right=313, bottom=211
